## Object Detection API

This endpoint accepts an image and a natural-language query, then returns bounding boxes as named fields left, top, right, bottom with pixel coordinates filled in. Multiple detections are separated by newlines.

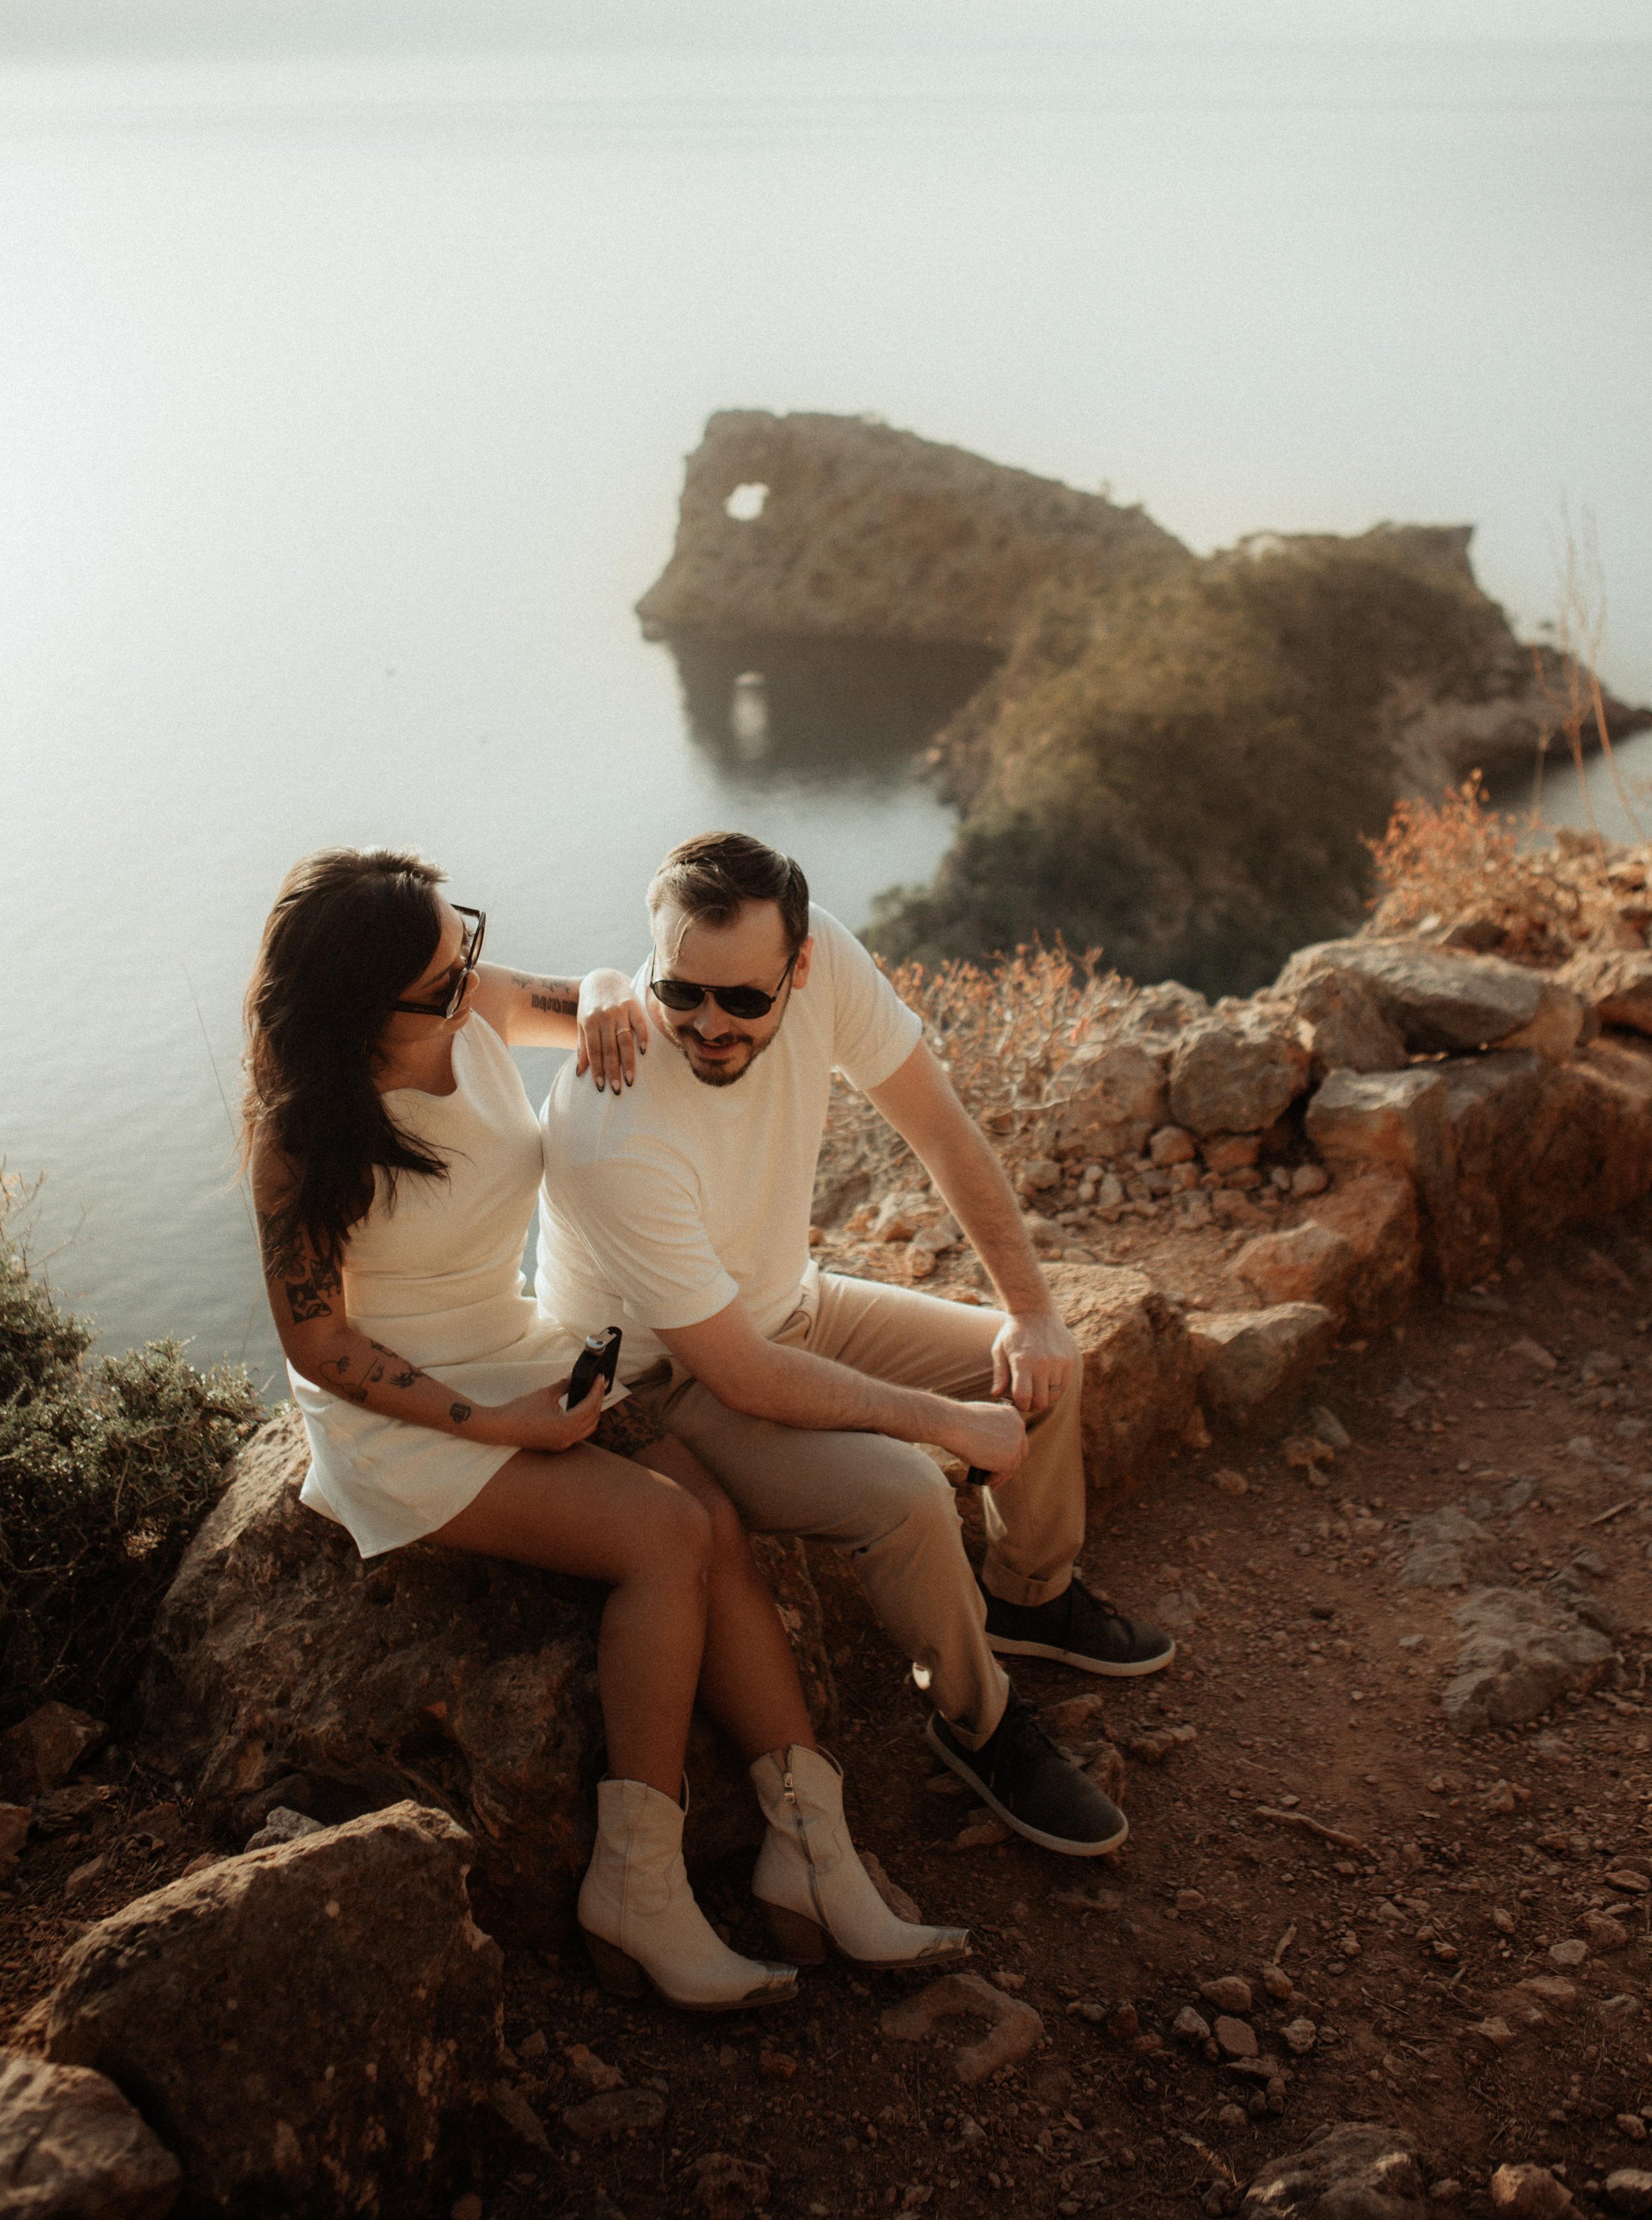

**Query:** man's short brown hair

left=648, top=832, right=811, bottom=954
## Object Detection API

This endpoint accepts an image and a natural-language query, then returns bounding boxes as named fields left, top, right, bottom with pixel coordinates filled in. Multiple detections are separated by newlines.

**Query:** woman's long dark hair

left=243, top=848, right=451, bottom=1263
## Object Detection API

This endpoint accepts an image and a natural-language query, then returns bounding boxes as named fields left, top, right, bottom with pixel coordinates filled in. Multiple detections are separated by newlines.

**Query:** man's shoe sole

left=923, top=1717, right=1129, bottom=1859
left=985, top=1633, right=1177, bottom=1678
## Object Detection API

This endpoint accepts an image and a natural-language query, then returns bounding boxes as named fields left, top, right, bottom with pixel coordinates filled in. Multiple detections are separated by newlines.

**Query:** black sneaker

left=925, top=1688, right=1128, bottom=1857
left=981, top=1576, right=1176, bottom=1678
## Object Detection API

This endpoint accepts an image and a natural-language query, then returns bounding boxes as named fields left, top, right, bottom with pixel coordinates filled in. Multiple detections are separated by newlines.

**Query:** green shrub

left=0, top=1200, right=260, bottom=1730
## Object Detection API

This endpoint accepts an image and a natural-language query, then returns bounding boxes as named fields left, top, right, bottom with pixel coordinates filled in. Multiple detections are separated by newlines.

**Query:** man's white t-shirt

left=535, top=905, right=922, bottom=1382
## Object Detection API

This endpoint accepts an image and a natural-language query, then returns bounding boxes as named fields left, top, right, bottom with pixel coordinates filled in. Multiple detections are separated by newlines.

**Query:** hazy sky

left=5, top=0, right=1649, bottom=56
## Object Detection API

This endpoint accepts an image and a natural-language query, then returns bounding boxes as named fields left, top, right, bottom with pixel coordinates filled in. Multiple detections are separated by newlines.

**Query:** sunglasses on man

left=393, top=906, right=486, bottom=1019
left=648, top=949, right=798, bottom=1021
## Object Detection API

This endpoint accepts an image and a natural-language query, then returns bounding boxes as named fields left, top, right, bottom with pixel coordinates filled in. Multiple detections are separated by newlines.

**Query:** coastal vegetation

left=0, top=1182, right=258, bottom=1731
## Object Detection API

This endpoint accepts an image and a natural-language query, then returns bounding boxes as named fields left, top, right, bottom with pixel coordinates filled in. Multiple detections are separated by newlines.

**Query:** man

left=537, top=831, right=1173, bottom=1855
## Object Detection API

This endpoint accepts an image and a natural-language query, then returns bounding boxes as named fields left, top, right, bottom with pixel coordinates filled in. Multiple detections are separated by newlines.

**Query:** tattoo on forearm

left=449, top=1402, right=472, bottom=1426
left=510, top=971, right=580, bottom=1017
left=368, top=1340, right=427, bottom=1393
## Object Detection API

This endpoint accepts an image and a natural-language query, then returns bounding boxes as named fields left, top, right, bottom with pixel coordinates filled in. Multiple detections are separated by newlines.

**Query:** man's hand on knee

left=991, top=1310, right=1078, bottom=1415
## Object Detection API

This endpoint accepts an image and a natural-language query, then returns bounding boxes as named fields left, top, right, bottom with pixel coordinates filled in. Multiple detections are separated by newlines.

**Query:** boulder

left=1242, top=2121, right=1427, bottom=2220
left=0, top=1703, right=106, bottom=1800
left=1189, top=1305, right=1335, bottom=1429
left=1507, top=1041, right=1652, bottom=1249
left=1228, top=1224, right=1356, bottom=1316
left=1490, top=2165, right=1574, bottom=2220
left=1432, top=1051, right=1546, bottom=1287
left=1039, top=1040, right=1169, bottom=1161
left=1560, top=948, right=1652, bottom=1035
left=1441, top=1588, right=1617, bottom=1732
left=1277, top=940, right=1586, bottom=1061
left=1167, top=1008, right=1312, bottom=1138
left=1043, top=1265, right=1197, bottom=1487
left=1304, top=1069, right=1452, bottom=1232
left=0, top=2051, right=181, bottom=2219
left=144, top=1407, right=836, bottom=1944
left=46, top=1802, right=501, bottom=2220
left=1302, top=1173, right=1420, bottom=1332
left=1285, top=967, right=1408, bottom=1078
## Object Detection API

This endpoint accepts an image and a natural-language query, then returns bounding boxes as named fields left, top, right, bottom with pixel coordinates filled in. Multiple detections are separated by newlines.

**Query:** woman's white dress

left=294, top=1014, right=593, bottom=1558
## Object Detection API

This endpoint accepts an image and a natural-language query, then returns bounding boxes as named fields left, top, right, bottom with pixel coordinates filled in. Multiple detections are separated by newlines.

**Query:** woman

left=244, top=846, right=966, bottom=2013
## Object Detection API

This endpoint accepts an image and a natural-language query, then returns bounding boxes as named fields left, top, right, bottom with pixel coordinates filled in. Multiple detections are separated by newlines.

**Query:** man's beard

left=670, top=1022, right=776, bottom=1088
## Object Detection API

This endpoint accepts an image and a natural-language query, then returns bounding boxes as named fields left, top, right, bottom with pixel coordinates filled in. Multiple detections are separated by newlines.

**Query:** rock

left=1430, top=1051, right=1549, bottom=1286
left=1304, top=1072, right=1452, bottom=1249
left=1040, top=1041, right=1170, bottom=1162
left=1286, top=965, right=1408, bottom=1078
left=1189, top=1305, right=1335, bottom=1428
left=1560, top=949, right=1652, bottom=1036
left=1441, top=1588, right=1616, bottom=1731
left=1583, top=1910, right=1628, bottom=1951
left=0, top=1703, right=106, bottom=1800
left=1606, top=2180, right=1652, bottom=2220
left=0, top=1802, right=29, bottom=1883
left=1229, top=1224, right=1356, bottom=1315
left=1200, top=1977, right=1254, bottom=2015
left=566, top=2044, right=625, bottom=2092
left=1174, top=2007, right=1212, bottom=2043
left=491, top=2082, right=551, bottom=2152
left=1400, top=1506, right=1508, bottom=1592
left=1168, top=1009, right=1312, bottom=1138
left=1043, top=1265, right=1197, bottom=1488
left=1516, top=1976, right=1579, bottom=2012
left=1490, top=2165, right=1573, bottom=2220
left=1279, top=941, right=1585, bottom=1062
left=0, top=2051, right=182, bottom=2219
left=563, top=2089, right=666, bottom=2143
left=1604, top=1868, right=1651, bottom=1894
left=243, top=1806, right=324, bottom=1852
left=1213, top=2016, right=1257, bottom=2059
left=1016, top=1158, right=1062, bottom=1196
left=1473, top=2016, right=1518, bottom=2048
left=1618, top=2120, right=1649, bottom=2146
left=880, top=1972, right=1044, bottom=2087
left=1600, top=1995, right=1643, bottom=2028
left=1150, top=1126, right=1198, bottom=1166
left=1283, top=2018, right=1317, bottom=2054
left=1549, top=1938, right=1590, bottom=1968
left=1242, top=2121, right=1426, bottom=2220
left=44, top=1802, right=502, bottom=2217
left=1084, top=1742, right=1127, bottom=1806
left=1261, top=1966, right=1295, bottom=2002
left=635, top=408, right=1189, bottom=652
left=1302, top=1173, right=1420, bottom=1333
left=144, top=1407, right=835, bottom=1942
left=689, top=2151, right=772, bottom=2220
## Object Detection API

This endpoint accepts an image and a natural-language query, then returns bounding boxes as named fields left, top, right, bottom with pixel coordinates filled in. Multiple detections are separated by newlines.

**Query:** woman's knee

left=632, top=1477, right=714, bottom=1580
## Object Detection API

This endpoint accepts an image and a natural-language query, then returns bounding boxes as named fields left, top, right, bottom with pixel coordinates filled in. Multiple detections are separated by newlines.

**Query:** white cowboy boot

left=749, top=1744, right=971, bottom=1968
left=578, top=1777, right=797, bottom=2013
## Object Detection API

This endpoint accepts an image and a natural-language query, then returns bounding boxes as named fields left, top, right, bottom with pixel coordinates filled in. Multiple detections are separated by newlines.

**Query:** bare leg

left=429, top=1443, right=712, bottom=1798
left=634, top=1437, right=817, bottom=1765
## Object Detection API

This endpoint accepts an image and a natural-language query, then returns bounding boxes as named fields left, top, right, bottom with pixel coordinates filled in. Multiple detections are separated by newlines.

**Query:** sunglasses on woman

left=648, top=949, right=798, bottom=1021
left=393, top=906, right=486, bottom=1019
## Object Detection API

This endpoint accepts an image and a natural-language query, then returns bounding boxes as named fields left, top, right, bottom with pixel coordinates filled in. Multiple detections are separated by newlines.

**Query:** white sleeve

left=813, top=908, right=924, bottom=1093
left=552, top=1152, right=739, bottom=1333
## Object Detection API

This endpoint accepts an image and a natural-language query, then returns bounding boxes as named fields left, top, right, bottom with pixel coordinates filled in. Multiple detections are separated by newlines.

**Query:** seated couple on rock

left=246, top=833, right=1173, bottom=2015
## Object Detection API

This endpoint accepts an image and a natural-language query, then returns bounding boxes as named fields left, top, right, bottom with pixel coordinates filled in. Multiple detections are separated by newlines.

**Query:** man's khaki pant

left=628, top=1272, right=1086, bottom=1744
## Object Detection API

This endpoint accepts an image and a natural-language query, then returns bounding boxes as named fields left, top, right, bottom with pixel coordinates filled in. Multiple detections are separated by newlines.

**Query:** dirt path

left=5, top=1214, right=1651, bottom=2220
